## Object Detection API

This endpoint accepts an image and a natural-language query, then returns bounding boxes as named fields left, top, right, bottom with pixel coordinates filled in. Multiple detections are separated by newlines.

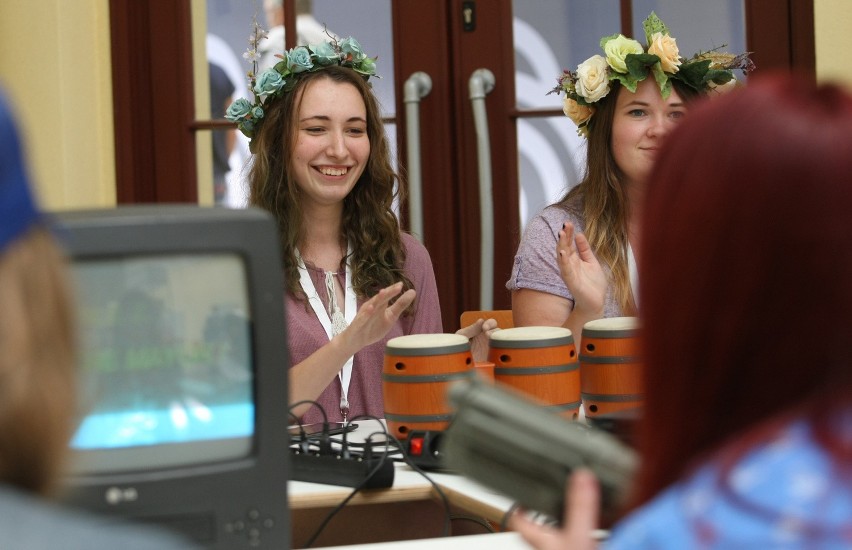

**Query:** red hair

left=632, top=73, right=852, bottom=507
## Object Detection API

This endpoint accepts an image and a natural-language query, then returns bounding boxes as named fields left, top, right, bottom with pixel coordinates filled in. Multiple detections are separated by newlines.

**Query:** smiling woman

left=238, top=37, right=448, bottom=424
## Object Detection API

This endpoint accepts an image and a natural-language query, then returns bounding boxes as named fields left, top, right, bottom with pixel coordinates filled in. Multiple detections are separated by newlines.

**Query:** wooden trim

left=109, top=0, right=197, bottom=204
left=745, top=0, right=815, bottom=80
left=490, top=0, right=520, bottom=312
left=745, top=0, right=789, bottom=72
left=449, top=0, right=517, bottom=314
left=191, top=120, right=237, bottom=131
left=620, top=0, right=633, bottom=38
left=790, top=0, right=816, bottom=79
left=509, top=108, right=563, bottom=119
left=109, top=1, right=153, bottom=203
left=393, top=0, right=460, bottom=330
left=284, top=0, right=297, bottom=49
left=394, top=0, right=520, bottom=324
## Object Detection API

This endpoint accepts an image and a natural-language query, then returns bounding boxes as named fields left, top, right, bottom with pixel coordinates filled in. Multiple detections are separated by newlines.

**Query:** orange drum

left=488, top=326, right=581, bottom=419
left=579, top=317, right=643, bottom=417
left=382, top=333, right=474, bottom=438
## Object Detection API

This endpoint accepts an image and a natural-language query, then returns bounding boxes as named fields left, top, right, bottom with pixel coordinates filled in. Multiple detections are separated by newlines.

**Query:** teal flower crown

left=225, top=21, right=378, bottom=149
left=548, top=12, right=755, bottom=136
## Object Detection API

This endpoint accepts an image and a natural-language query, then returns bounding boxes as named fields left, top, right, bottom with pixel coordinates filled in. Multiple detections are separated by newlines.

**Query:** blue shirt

left=607, top=417, right=852, bottom=549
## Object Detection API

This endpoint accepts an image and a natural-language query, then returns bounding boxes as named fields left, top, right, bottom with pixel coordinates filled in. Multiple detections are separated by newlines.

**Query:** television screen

left=55, top=206, right=291, bottom=549
left=69, top=254, right=254, bottom=473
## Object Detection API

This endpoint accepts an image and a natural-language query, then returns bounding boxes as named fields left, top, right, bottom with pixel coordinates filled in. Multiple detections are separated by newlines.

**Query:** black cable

left=300, top=416, right=460, bottom=545
left=301, top=414, right=393, bottom=548
left=288, top=399, right=328, bottom=435
left=288, top=400, right=327, bottom=453
left=301, top=453, right=392, bottom=548
left=449, top=514, right=496, bottom=533
left=289, top=413, right=511, bottom=538
left=386, top=431, right=453, bottom=537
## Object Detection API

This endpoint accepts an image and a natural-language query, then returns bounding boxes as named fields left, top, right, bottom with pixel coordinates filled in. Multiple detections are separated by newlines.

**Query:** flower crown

left=549, top=12, right=755, bottom=136
left=225, top=21, right=378, bottom=150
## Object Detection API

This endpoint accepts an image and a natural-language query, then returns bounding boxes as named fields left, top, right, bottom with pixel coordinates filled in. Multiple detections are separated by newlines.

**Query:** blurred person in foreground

left=512, top=74, right=852, bottom=548
left=0, top=91, right=196, bottom=549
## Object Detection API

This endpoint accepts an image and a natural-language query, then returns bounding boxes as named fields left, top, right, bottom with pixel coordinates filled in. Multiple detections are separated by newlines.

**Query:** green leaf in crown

left=642, top=11, right=671, bottom=44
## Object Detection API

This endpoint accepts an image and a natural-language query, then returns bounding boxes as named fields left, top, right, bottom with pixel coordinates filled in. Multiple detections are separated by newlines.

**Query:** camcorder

left=441, top=378, right=638, bottom=523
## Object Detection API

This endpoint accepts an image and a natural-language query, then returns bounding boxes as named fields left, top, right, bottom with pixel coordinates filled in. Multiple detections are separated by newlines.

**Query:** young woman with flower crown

left=508, top=13, right=752, bottom=347
left=227, top=33, right=496, bottom=423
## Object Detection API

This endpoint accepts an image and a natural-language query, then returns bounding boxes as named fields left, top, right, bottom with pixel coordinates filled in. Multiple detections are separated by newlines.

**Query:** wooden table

left=288, top=420, right=520, bottom=548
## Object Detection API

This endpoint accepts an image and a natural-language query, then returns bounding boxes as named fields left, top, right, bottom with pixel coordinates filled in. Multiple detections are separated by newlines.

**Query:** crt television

left=55, top=205, right=291, bottom=549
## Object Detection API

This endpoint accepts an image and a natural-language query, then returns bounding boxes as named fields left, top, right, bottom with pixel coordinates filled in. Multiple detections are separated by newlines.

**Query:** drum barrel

left=383, top=334, right=474, bottom=437
left=579, top=317, right=643, bottom=417
left=488, top=326, right=581, bottom=419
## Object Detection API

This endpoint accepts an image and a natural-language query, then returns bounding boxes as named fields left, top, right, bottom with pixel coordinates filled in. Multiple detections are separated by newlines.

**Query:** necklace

left=295, top=245, right=357, bottom=423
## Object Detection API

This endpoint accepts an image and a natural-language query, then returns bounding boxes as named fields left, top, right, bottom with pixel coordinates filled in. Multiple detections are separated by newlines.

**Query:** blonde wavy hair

left=558, top=80, right=701, bottom=313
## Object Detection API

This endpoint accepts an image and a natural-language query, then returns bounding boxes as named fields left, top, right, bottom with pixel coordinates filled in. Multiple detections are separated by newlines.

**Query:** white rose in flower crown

left=648, top=32, right=681, bottom=73
left=604, top=35, right=644, bottom=73
left=575, top=55, right=611, bottom=102
left=563, top=97, right=595, bottom=128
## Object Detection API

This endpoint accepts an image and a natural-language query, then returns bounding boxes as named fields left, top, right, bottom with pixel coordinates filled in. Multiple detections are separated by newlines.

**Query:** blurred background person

left=208, top=61, right=236, bottom=205
left=512, top=74, right=852, bottom=548
left=259, top=0, right=338, bottom=71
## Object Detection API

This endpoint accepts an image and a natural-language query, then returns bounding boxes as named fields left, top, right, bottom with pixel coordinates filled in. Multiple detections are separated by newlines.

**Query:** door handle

left=403, top=71, right=432, bottom=242
left=469, top=68, right=496, bottom=310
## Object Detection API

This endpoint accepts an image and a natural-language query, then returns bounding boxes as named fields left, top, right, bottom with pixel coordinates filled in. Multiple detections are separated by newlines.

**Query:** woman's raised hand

left=289, top=282, right=416, bottom=413
left=338, top=282, right=416, bottom=353
left=557, top=222, right=608, bottom=317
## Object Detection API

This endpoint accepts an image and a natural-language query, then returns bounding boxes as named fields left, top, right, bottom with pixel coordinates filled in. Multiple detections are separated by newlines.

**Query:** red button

left=409, top=437, right=424, bottom=456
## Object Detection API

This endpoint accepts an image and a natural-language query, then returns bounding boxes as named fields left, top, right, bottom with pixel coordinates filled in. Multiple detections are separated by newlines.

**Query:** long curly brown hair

left=247, top=65, right=413, bottom=305
left=557, top=80, right=701, bottom=314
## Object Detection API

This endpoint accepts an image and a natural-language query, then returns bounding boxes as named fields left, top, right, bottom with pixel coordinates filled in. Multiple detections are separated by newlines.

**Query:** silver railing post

left=403, top=71, right=432, bottom=242
left=469, top=68, right=496, bottom=310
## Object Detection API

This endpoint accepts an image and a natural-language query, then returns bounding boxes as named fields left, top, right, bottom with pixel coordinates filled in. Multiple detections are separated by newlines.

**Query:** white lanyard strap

left=627, top=242, right=639, bottom=310
left=295, top=246, right=357, bottom=418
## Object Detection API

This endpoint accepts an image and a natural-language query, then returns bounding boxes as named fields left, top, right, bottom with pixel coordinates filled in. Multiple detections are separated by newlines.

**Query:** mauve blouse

left=285, top=233, right=443, bottom=424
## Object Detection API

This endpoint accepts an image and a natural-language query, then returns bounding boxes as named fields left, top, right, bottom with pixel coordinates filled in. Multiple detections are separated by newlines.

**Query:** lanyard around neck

left=627, top=242, right=639, bottom=309
left=294, top=246, right=357, bottom=416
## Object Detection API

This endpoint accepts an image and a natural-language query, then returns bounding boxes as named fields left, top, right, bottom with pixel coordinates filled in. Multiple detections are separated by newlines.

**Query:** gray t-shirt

left=506, top=199, right=623, bottom=319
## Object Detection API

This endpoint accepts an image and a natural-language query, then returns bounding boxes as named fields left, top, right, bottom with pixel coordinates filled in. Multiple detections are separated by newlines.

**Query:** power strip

left=289, top=452, right=395, bottom=489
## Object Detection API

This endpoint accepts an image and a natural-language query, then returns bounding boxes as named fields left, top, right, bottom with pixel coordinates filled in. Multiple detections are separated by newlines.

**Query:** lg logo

left=105, top=486, right=139, bottom=505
